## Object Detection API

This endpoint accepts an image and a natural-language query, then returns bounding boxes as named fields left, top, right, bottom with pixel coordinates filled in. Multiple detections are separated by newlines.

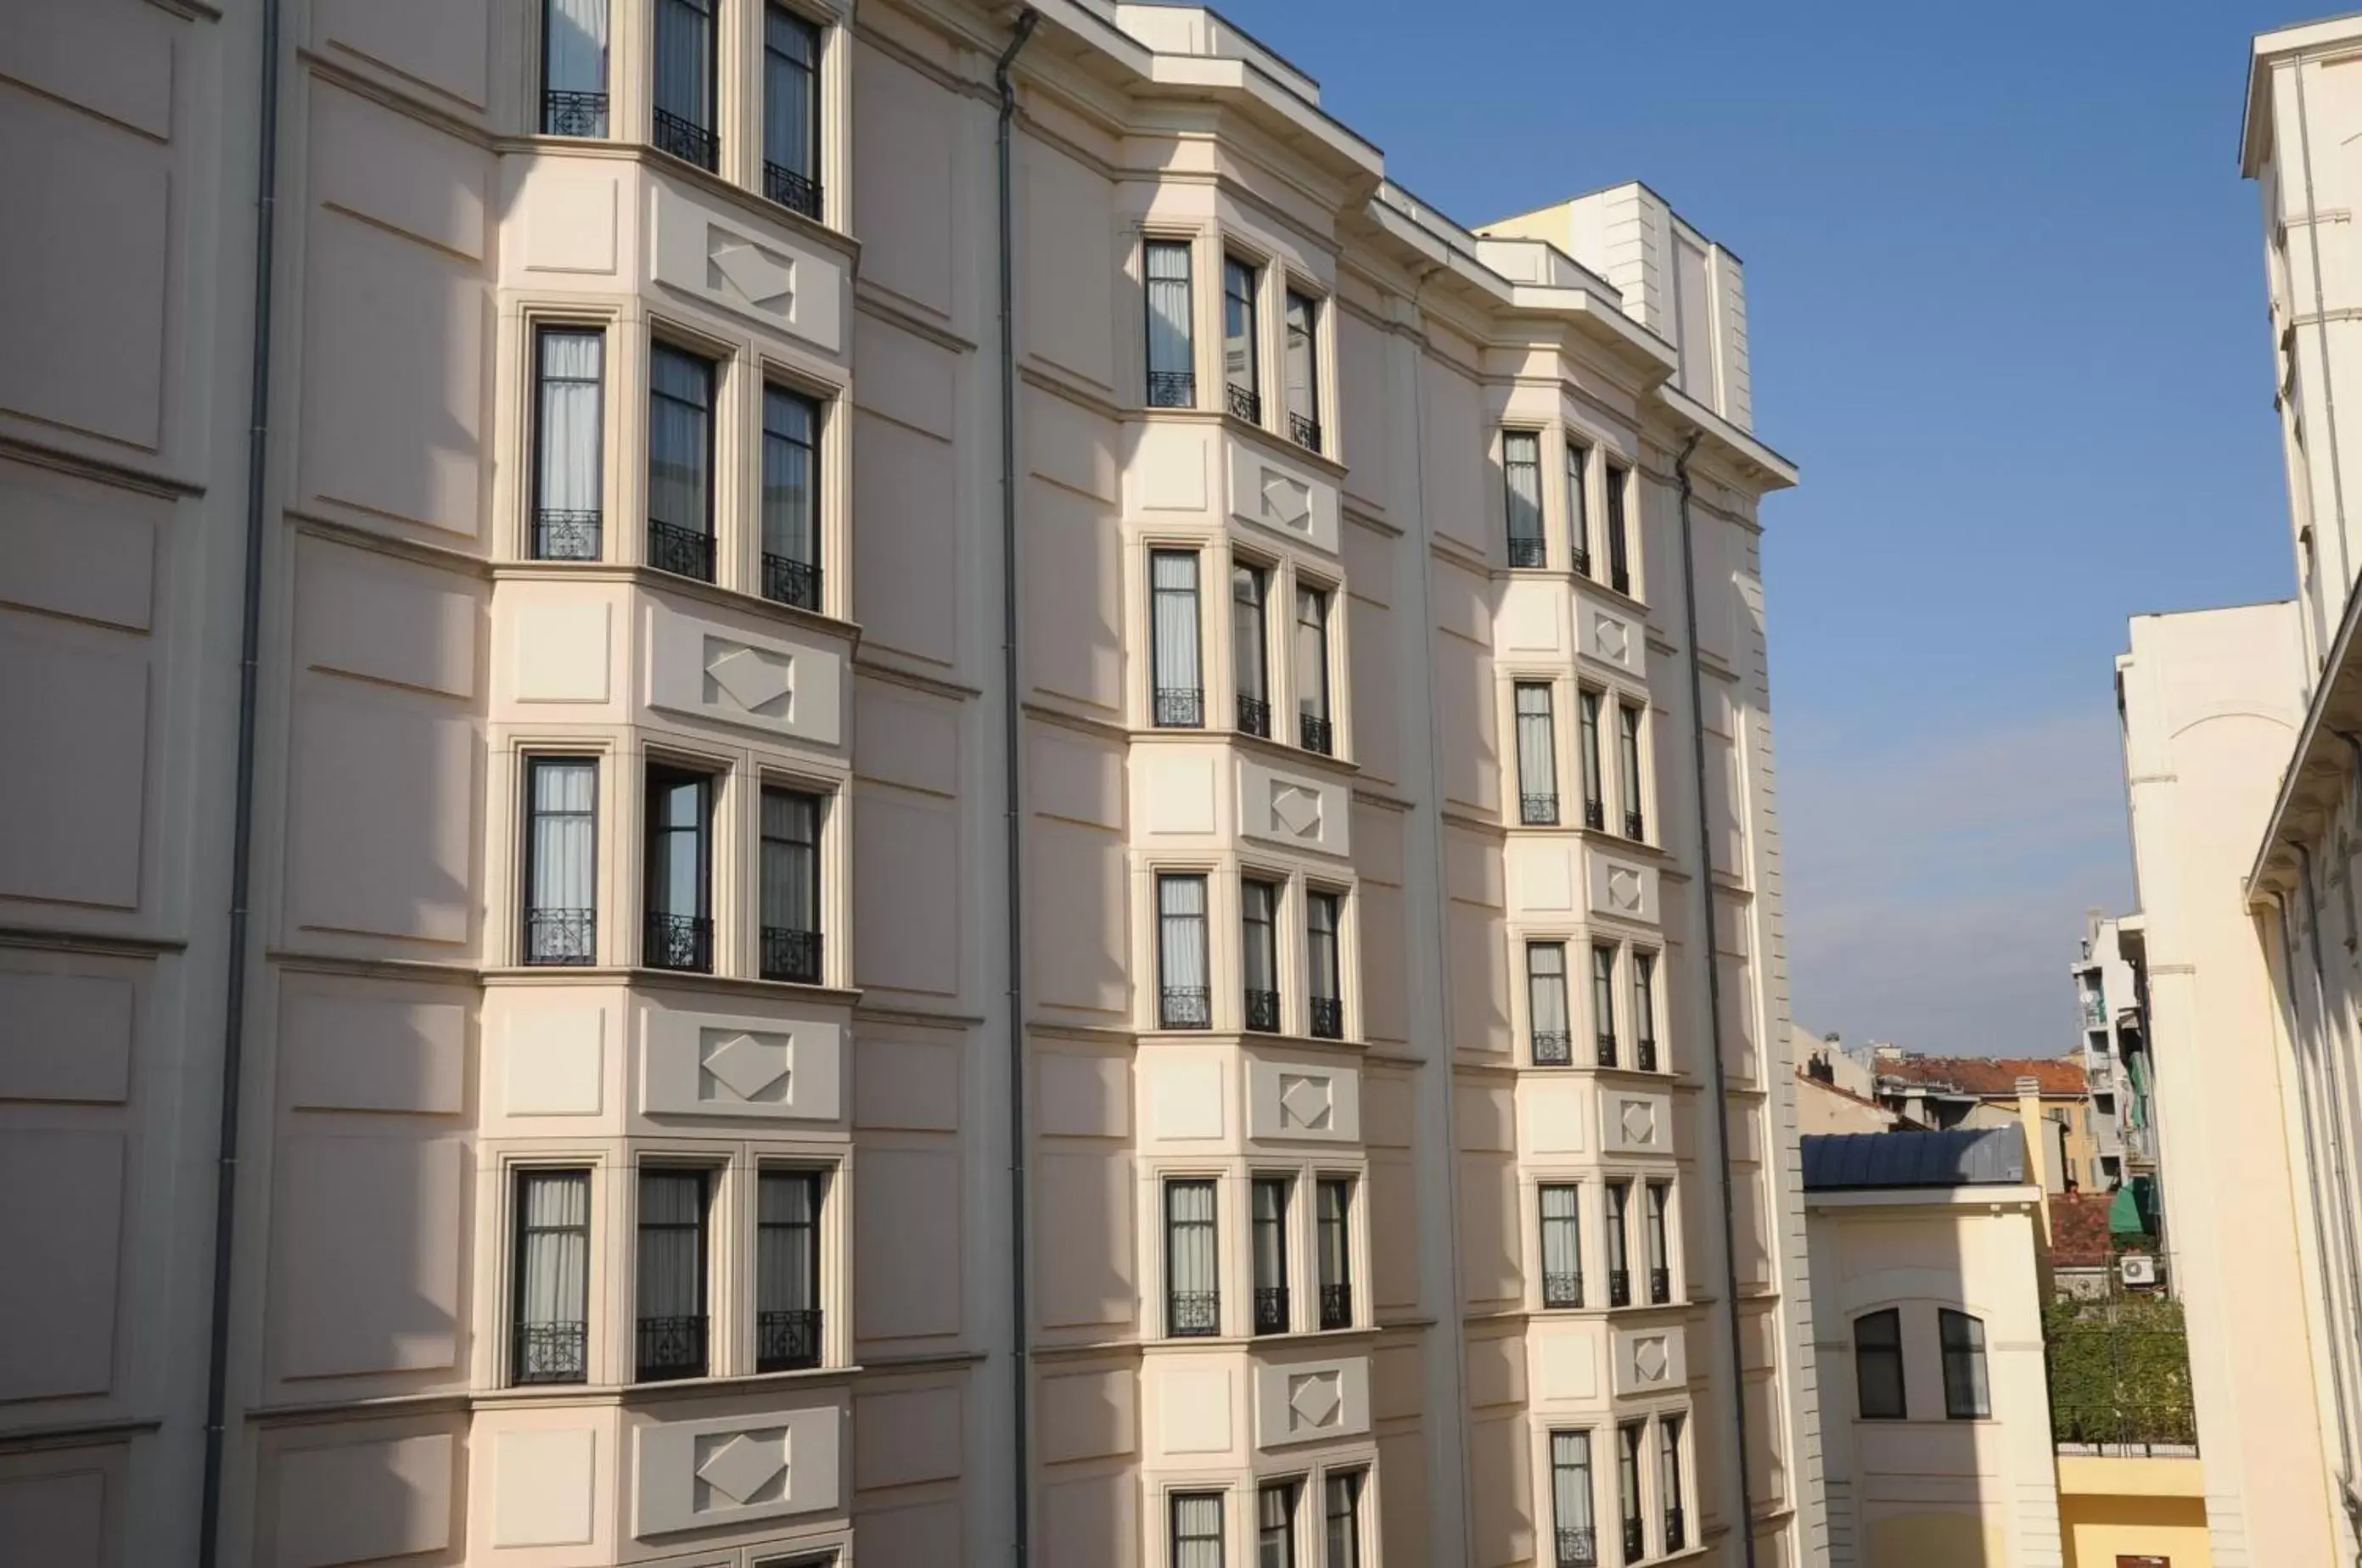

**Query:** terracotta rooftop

left=2049, top=1191, right=2115, bottom=1269
left=1876, top=1055, right=2087, bottom=1098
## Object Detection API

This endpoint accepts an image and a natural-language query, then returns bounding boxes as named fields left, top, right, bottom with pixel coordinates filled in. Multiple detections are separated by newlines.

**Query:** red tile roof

left=1876, top=1055, right=2087, bottom=1098
left=2048, top=1191, right=2115, bottom=1268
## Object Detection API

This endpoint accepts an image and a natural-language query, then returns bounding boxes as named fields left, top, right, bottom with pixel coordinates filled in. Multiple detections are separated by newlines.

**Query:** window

left=523, top=758, right=598, bottom=965
left=1540, top=1183, right=1583, bottom=1308
left=1243, top=879, right=1282, bottom=1033
left=1516, top=682, right=1559, bottom=824
left=644, top=767, right=712, bottom=972
left=1145, top=240, right=1197, bottom=407
left=1285, top=290, right=1321, bottom=451
left=762, top=4, right=822, bottom=217
left=1854, top=1308, right=1905, bottom=1419
left=1646, top=1183, right=1672, bottom=1304
left=761, top=385, right=822, bottom=610
left=1606, top=1181, right=1632, bottom=1307
left=1323, top=1471, right=1363, bottom=1568
left=648, top=344, right=715, bottom=581
left=1174, top=1492, right=1226, bottom=1568
left=760, top=787, right=822, bottom=983
left=1504, top=431, right=1545, bottom=567
left=1566, top=440, right=1591, bottom=577
left=757, top=1169, right=822, bottom=1370
left=1151, top=551, right=1204, bottom=728
left=1618, top=704, right=1646, bottom=841
left=1259, top=1482, right=1299, bottom=1568
left=653, top=0, right=718, bottom=169
left=1550, top=1431, right=1596, bottom=1568
left=1529, top=943, right=1573, bottom=1066
left=1296, top=585, right=1332, bottom=755
left=1158, top=873, right=1211, bottom=1028
left=512, top=1169, right=590, bottom=1385
left=1579, top=690, right=1606, bottom=831
left=1592, top=945, right=1619, bottom=1067
left=532, top=328, right=603, bottom=559
left=1234, top=563, right=1271, bottom=736
left=1659, top=1417, right=1686, bottom=1552
left=541, top=0, right=609, bottom=135
left=1941, top=1308, right=1991, bottom=1419
left=636, top=1168, right=709, bottom=1380
left=1617, top=1423, right=1646, bottom=1564
left=1307, top=890, right=1344, bottom=1039
left=1165, top=1179, right=1220, bottom=1336
left=1318, top=1177, right=1353, bottom=1329
left=1252, top=1177, right=1290, bottom=1335
left=1633, top=952, right=1658, bottom=1072
left=1224, top=255, right=1261, bottom=422
left=1604, top=462, right=1631, bottom=595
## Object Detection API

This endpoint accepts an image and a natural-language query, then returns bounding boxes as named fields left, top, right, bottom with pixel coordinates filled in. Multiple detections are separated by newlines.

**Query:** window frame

left=758, top=379, right=824, bottom=610
left=1232, top=557, right=1273, bottom=737
left=1172, top=1488, right=1228, bottom=1568
left=758, top=782, right=825, bottom=985
left=1565, top=436, right=1592, bottom=577
left=1645, top=1181, right=1673, bottom=1305
left=1527, top=940, right=1573, bottom=1067
left=1293, top=580, right=1334, bottom=756
left=760, top=2, right=825, bottom=219
left=1940, top=1308, right=1992, bottom=1420
left=1617, top=1421, right=1647, bottom=1564
left=647, top=339, right=719, bottom=581
left=1632, top=949, right=1659, bottom=1072
left=521, top=754, right=600, bottom=966
left=1156, top=870, right=1214, bottom=1030
left=633, top=1162, right=714, bottom=1382
left=1144, top=235, right=1199, bottom=409
left=1504, top=428, right=1546, bottom=568
left=1257, top=1479, right=1300, bottom=1568
left=1591, top=943, right=1620, bottom=1067
left=1854, top=1307, right=1907, bottom=1420
left=1514, top=680, right=1560, bottom=825
left=1539, top=1180, right=1584, bottom=1310
left=1241, top=876, right=1283, bottom=1034
left=509, top=1164, right=593, bottom=1386
left=642, top=762, right=716, bottom=972
left=530, top=322, right=607, bottom=560
left=651, top=0, right=721, bottom=170
left=1283, top=286, right=1323, bottom=452
left=1223, top=252, right=1264, bottom=423
left=1617, top=702, right=1647, bottom=842
left=1658, top=1414, right=1688, bottom=1552
left=1305, top=886, right=1345, bottom=1040
left=1322, top=1470, right=1364, bottom=1568
left=541, top=0, right=611, bottom=137
left=1603, top=460, right=1633, bottom=596
left=1578, top=688, right=1606, bottom=831
left=1251, top=1174, right=1292, bottom=1336
left=1316, top=1175, right=1355, bottom=1330
left=1150, top=547, right=1207, bottom=730
left=755, top=1163, right=827, bottom=1373
left=1606, top=1179, right=1633, bottom=1308
left=1164, top=1176, right=1222, bottom=1338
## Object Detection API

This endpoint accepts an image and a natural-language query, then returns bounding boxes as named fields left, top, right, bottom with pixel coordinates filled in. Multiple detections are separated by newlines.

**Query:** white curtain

left=763, top=5, right=817, bottom=175
left=536, top=330, right=602, bottom=529
left=1166, top=1180, right=1218, bottom=1295
left=1307, top=892, right=1339, bottom=1004
left=761, top=788, right=819, bottom=933
left=1159, top=875, right=1209, bottom=994
left=654, top=0, right=713, bottom=127
left=1323, top=1475, right=1359, bottom=1568
left=1540, top=1184, right=1581, bottom=1283
left=1515, top=684, right=1557, bottom=803
left=1551, top=1431, right=1594, bottom=1532
left=758, top=1170, right=819, bottom=1313
left=761, top=387, right=816, bottom=565
left=1565, top=440, right=1590, bottom=560
left=529, top=760, right=596, bottom=915
left=1284, top=291, right=1317, bottom=423
left=1658, top=1419, right=1685, bottom=1514
left=544, top=0, right=608, bottom=95
left=1242, top=881, right=1277, bottom=994
left=1147, top=241, right=1194, bottom=384
left=1258, top=1485, right=1293, bottom=1568
left=1252, top=1179, right=1288, bottom=1296
left=1318, top=1179, right=1349, bottom=1292
left=637, top=1171, right=705, bottom=1321
left=1504, top=430, right=1542, bottom=547
left=1294, top=587, right=1328, bottom=723
left=518, top=1170, right=589, bottom=1328
left=1173, top=1494, right=1225, bottom=1568
left=1529, top=944, right=1568, bottom=1037
left=1606, top=1184, right=1630, bottom=1274
left=1231, top=565, right=1266, bottom=704
left=648, top=347, right=711, bottom=536
left=1151, top=552, right=1202, bottom=706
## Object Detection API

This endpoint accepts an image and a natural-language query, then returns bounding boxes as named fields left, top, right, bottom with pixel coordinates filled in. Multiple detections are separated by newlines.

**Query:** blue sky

left=1217, top=0, right=2309, bottom=1055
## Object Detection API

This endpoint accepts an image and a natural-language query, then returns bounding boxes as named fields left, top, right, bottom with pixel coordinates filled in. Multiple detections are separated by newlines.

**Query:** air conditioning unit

left=2119, top=1255, right=2158, bottom=1286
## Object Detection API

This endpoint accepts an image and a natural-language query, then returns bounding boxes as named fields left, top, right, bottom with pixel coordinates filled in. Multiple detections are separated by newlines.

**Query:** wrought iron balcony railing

left=764, top=161, right=822, bottom=220
left=1624, top=809, right=1646, bottom=842
left=636, top=1313, right=708, bottom=1381
left=1607, top=1268, right=1630, bottom=1308
left=1636, top=1039, right=1658, bottom=1073
left=1584, top=797, right=1606, bottom=831
left=512, top=1319, right=587, bottom=1385
left=763, top=552, right=822, bottom=613
left=1650, top=1267, right=1671, bottom=1305
left=644, top=910, right=713, bottom=973
left=1596, top=1033, right=1619, bottom=1069
left=1154, top=686, right=1203, bottom=728
left=648, top=517, right=715, bottom=582
left=1621, top=1518, right=1645, bottom=1564
left=1226, top=382, right=1261, bottom=423
left=1244, top=988, right=1282, bottom=1033
left=1542, top=1270, right=1583, bottom=1310
left=541, top=89, right=608, bottom=137
left=1320, top=1282, right=1351, bottom=1330
left=1610, top=565, right=1631, bottom=596
left=1508, top=535, right=1548, bottom=568
left=1309, top=995, right=1344, bottom=1040
left=652, top=106, right=719, bottom=171
left=1570, top=546, right=1592, bottom=579
left=757, top=1307, right=822, bottom=1372
left=761, top=925, right=822, bottom=985
left=1237, top=693, right=1271, bottom=738
left=1160, top=986, right=1212, bottom=1030
left=1554, top=1526, right=1598, bottom=1568
left=1253, top=1285, right=1289, bottom=1336
left=1289, top=412, right=1322, bottom=452
left=1521, top=792, right=1561, bottom=826
left=525, top=907, right=596, bottom=966
left=535, top=507, right=602, bottom=560
left=1663, top=1506, right=1686, bottom=1553
left=1168, top=1290, right=1220, bottom=1337
left=1147, top=370, right=1196, bottom=409
left=1533, top=1030, right=1574, bottom=1067
left=1299, top=712, right=1333, bottom=756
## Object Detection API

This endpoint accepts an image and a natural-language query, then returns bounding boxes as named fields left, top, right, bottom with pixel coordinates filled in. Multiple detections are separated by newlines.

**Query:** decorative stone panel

left=1585, top=850, right=1658, bottom=926
left=1575, top=590, right=1645, bottom=680
left=1600, top=1090, right=1670, bottom=1155
left=1226, top=439, right=1338, bottom=554
left=1237, top=759, right=1350, bottom=858
left=633, top=1406, right=840, bottom=1537
left=1531, top=1323, right=1605, bottom=1404
left=1150, top=1364, right=1235, bottom=1458
left=1142, top=1054, right=1226, bottom=1142
left=1246, top=1056, right=1361, bottom=1145
left=648, top=180, right=843, bottom=350
left=1510, top=843, right=1577, bottom=915
left=1518, top=1077, right=1586, bottom=1155
left=1612, top=1325, right=1686, bottom=1397
left=1253, top=1355, right=1371, bottom=1448
left=646, top=603, right=842, bottom=744
left=642, top=1008, right=841, bottom=1121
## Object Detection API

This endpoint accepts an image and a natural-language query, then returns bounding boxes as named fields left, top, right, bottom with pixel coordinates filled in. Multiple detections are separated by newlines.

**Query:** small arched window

left=1854, top=1308, right=1905, bottom=1420
left=1940, top=1308, right=1991, bottom=1420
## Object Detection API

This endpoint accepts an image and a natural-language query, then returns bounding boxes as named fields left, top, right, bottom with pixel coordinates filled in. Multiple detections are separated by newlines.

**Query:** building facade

left=2068, top=913, right=2155, bottom=1195
left=1861, top=1056, right=2095, bottom=1195
left=0, top=3, right=1818, bottom=1566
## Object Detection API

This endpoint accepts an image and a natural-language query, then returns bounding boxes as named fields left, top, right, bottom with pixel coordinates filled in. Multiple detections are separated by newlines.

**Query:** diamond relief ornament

left=1620, top=1100, right=1658, bottom=1145
left=704, top=1031, right=792, bottom=1100
left=1633, top=1337, right=1669, bottom=1382
left=1279, top=1073, right=1334, bottom=1131
left=1606, top=867, right=1644, bottom=914
left=710, top=238, right=795, bottom=306
left=1270, top=783, right=1322, bottom=839
left=1261, top=471, right=1313, bottom=528
left=1288, top=1371, right=1344, bottom=1429
left=706, top=643, right=794, bottom=713
left=696, top=1431, right=788, bottom=1506
left=1593, top=615, right=1631, bottom=664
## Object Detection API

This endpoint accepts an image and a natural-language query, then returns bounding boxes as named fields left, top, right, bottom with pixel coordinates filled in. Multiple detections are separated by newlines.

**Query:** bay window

left=1165, top=1179, right=1220, bottom=1336
left=532, top=327, right=603, bottom=559
left=523, top=757, right=597, bottom=965
left=511, top=1168, right=590, bottom=1385
left=1158, top=873, right=1211, bottom=1028
left=762, top=4, right=822, bottom=217
left=1151, top=551, right=1204, bottom=728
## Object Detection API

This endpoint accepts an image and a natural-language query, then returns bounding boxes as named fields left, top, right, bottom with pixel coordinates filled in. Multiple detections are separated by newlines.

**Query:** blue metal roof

left=1800, top=1127, right=2028, bottom=1191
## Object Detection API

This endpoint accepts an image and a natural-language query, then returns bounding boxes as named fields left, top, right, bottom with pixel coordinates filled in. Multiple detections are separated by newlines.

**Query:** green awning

left=2109, top=1182, right=2147, bottom=1238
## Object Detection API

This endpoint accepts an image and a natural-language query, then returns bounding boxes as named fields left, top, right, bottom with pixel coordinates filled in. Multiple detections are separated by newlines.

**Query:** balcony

left=1621, top=1518, right=1645, bottom=1563
left=1607, top=1268, right=1630, bottom=1308
left=762, top=552, right=822, bottom=613
left=1237, top=693, right=1271, bottom=738
left=636, top=1313, right=709, bottom=1381
left=534, top=507, right=602, bottom=561
left=648, top=518, right=715, bottom=582
left=2082, top=993, right=2108, bottom=1027
left=1636, top=1038, right=1658, bottom=1073
left=1320, top=1283, right=1351, bottom=1330
left=1168, top=1290, right=1220, bottom=1337
left=1649, top=1267, right=1671, bottom=1305
left=1542, top=1271, right=1583, bottom=1310
left=541, top=89, right=609, bottom=137
left=1508, top=535, right=1548, bottom=569
left=1244, top=988, right=1282, bottom=1033
left=1554, top=1527, right=1598, bottom=1568
left=757, top=1308, right=822, bottom=1373
left=1299, top=712, right=1333, bottom=756
left=1147, top=370, right=1196, bottom=409
left=512, top=1319, right=587, bottom=1385
left=1610, top=565, right=1631, bottom=596
left=1160, top=987, right=1212, bottom=1030
left=1288, top=412, right=1322, bottom=453
left=1154, top=686, right=1204, bottom=728
left=1571, top=546, right=1592, bottom=579
left=764, top=161, right=822, bottom=221
left=645, top=911, right=714, bottom=973
left=1624, top=808, right=1645, bottom=842
left=1226, top=382, right=1261, bottom=423
left=1584, top=797, right=1606, bottom=831
left=525, top=907, right=596, bottom=966
left=1596, top=1033, right=1619, bottom=1069
left=652, top=106, right=719, bottom=171
left=1254, top=1286, right=1289, bottom=1336
left=760, top=926, right=822, bottom=985
left=1521, top=792, right=1561, bottom=826
left=1309, top=995, right=1344, bottom=1040
left=1533, top=1030, right=1574, bottom=1067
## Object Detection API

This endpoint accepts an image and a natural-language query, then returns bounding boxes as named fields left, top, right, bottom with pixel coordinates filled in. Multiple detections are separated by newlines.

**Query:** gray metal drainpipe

left=198, top=0, right=283, bottom=1561
left=1673, top=430, right=1757, bottom=1568
left=994, top=12, right=1041, bottom=1568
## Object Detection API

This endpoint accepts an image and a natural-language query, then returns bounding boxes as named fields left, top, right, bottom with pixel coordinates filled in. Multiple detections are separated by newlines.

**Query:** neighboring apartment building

left=1865, top=1055, right=2095, bottom=1194
left=1794, top=1028, right=1896, bottom=1137
left=0, top=4, right=1819, bottom=1568
left=2068, top=912, right=2157, bottom=1194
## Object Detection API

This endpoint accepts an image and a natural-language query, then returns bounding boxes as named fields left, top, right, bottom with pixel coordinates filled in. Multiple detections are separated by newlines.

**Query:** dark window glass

left=1566, top=440, right=1591, bottom=575
left=512, top=1169, right=590, bottom=1385
left=1296, top=586, right=1332, bottom=753
left=1504, top=431, right=1544, bottom=565
left=1604, top=462, right=1630, bottom=594
left=1243, top=880, right=1280, bottom=1033
left=1593, top=944, right=1619, bottom=1067
left=1606, top=1181, right=1631, bottom=1307
left=636, top=1168, right=708, bottom=1380
left=1224, top=255, right=1260, bottom=420
left=1317, top=1178, right=1352, bottom=1329
left=1856, top=1308, right=1906, bottom=1419
left=1618, top=1424, right=1646, bottom=1563
left=1307, top=891, right=1343, bottom=1039
left=760, top=787, right=822, bottom=983
left=1579, top=690, right=1605, bottom=829
left=1323, top=1471, right=1362, bottom=1568
left=643, top=767, right=712, bottom=972
left=653, top=0, right=718, bottom=168
left=1941, top=1308, right=1991, bottom=1419
left=1233, top=563, right=1270, bottom=736
left=1258, top=1481, right=1298, bottom=1568
left=648, top=345, right=715, bottom=580
left=1618, top=703, right=1646, bottom=840
left=757, top=1169, right=822, bottom=1370
left=1284, top=291, right=1321, bottom=450
left=762, top=5, right=822, bottom=216
left=1252, top=1177, right=1289, bottom=1335
left=761, top=386, right=822, bottom=608
left=1646, top=1183, right=1671, bottom=1304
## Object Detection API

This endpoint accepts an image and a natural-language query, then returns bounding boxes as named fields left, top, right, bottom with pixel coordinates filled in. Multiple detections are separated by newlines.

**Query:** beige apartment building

left=0, top=3, right=1817, bottom=1566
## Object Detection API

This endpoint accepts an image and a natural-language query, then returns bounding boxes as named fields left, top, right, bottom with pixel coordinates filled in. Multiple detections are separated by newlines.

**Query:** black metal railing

left=1611, top=566, right=1631, bottom=596
left=1320, top=1283, right=1351, bottom=1330
left=652, top=106, right=719, bottom=171
left=1650, top=1267, right=1671, bottom=1305
left=1309, top=995, right=1344, bottom=1040
left=1521, top=792, right=1560, bottom=826
left=1621, top=1518, right=1645, bottom=1564
left=1596, top=1034, right=1619, bottom=1069
left=1169, top=1291, right=1220, bottom=1337
left=761, top=926, right=822, bottom=985
left=1244, top=988, right=1282, bottom=1033
left=1542, top=1271, right=1583, bottom=1310
left=1237, top=693, right=1271, bottom=738
left=1226, top=383, right=1261, bottom=423
left=1533, top=1030, right=1574, bottom=1067
left=1299, top=712, right=1333, bottom=755
left=757, top=1308, right=822, bottom=1372
left=525, top=908, right=597, bottom=966
left=1160, top=987, right=1212, bottom=1030
left=644, top=910, right=713, bottom=972
left=1663, top=1507, right=1685, bottom=1553
left=1636, top=1039, right=1658, bottom=1072
left=1570, top=546, right=1592, bottom=579
left=541, top=89, right=609, bottom=137
left=535, top=507, right=603, bottom=560
left=1508, top=535, right=1548, bottom=568
left=1554, top=1526, right=1598, bottom=1568
left=1154, top=686, right=1203, bottom=728
left=1584, top=797, right=1606, bottom=831
left=513, top=1319, right=587, bottom=1385
left=2051, top=1402, right=2200, bottom=1454
left=764, top=161, right=822, bottom=220
left=1147, top=370, right=1196, bottom=409
left=1289, top=412, right=1322, bottom=452
left=763, top=552, right=822, bottom=613
left=1608, top=1268, right=1630, bottom=1308
left=636, top=1313, right=709, bottom=1381
left=648, top=518, right=715, bottom=582
left=1254, top=1286, right=1289, bottom=1336
left=1624, top=809, right=1645, bottom=842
